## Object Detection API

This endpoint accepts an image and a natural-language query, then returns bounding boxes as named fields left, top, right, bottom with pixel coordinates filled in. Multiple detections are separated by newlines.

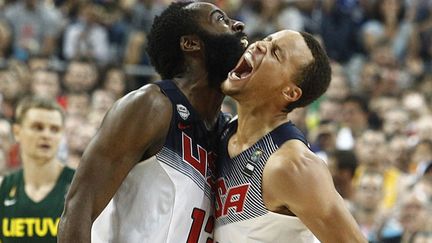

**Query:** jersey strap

left=270, top=122, right=309, bottom=148
left=154, top=80, right=200, bottom=124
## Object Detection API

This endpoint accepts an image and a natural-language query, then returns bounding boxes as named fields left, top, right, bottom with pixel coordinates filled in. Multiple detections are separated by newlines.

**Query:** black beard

left=199, top=31, right=246, bottom=89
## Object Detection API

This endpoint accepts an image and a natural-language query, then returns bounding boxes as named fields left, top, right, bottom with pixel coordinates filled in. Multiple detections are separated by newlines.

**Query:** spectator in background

left=394, top=190, right=432, bottom=243
left=90, top=89, right=115, bottom=116
left=123, top=31, right=151, bottom=66
left=63, top=58, right=99, bottom=93
left=0, top=96, right=74, bottom=243
left=328, top=149, right=358, bottom=201
left=354, top=130, right=403, bottom=210
left=414, top=115, right=432, bottom=143
left=0, top=0, right=429, bottom=240
left=366, top=0, right=412, bottom=60
left=388, top=136, right=411, bottom=174
left=4, top=0, right=63, bottom=60
left=30, top=68, right=61, bottom=100
left=65, top=121, right=96, bottom=169
left=0, top=20, right=12, bottom=60
left=320, top=0, right=361, bottom=63
left=27, top=54, right=50, bottom=71
left=65, top=92, right=89, bottom=118
left=239, top=0, right=306, bottom=39
left=325, top=63, right=351, bottom=102
left=401, top=90, right=430, bottom=122
left=351, top=171, right=402, bottom=243
left=287, top=107, right=308, bottom=136
left=0, top=118, right=13, bottom=175
left=410, top=139, right=432, bottom=176
left=130, top=0, right=164, bottom=34
left=318, top=98, right=342, bottom=123
left=0, top=67, right=25, bottom=119
left=382, top=108, right=409, bottom=139
left=101, top=65, right=128, bottom=99
left=311, top=120, right=338, bottom=160
left=63, top=3, right=109, bottom=64
left=337, top=95, right=370, bottom=150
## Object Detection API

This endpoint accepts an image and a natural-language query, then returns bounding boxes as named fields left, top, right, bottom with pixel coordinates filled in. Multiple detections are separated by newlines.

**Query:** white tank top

left=215, top=212, right=318, bottom=243
left=92, top=80, right=222, bottom=243
left=214, top=120, right=319, bottom=243
left=92, top=155, right=214, bottom=243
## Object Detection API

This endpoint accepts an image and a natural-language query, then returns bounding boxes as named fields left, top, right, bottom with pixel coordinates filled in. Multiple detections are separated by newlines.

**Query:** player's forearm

left=311, top=209, right=367, bottom=243
left=58, top=195, right=93, bottom=243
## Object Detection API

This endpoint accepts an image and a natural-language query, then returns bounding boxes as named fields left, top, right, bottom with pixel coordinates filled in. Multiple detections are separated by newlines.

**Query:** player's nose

left=231, top=20, right=244, bottom=33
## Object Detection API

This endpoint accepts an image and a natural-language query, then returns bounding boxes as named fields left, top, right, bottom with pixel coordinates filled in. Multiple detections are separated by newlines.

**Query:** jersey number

left=187, top=208, right=214, bottom=243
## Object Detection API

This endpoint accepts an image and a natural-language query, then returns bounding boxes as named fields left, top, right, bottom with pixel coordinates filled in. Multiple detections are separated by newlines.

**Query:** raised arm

left=263, top=140, right=367, bottom=243
left=58, top=84, right=172, bottom=243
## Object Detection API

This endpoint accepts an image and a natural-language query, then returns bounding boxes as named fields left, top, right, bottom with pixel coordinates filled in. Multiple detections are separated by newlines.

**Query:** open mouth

left=39, top=144, right=51, bottom=150
left=229, top=51, right=253, bottom=80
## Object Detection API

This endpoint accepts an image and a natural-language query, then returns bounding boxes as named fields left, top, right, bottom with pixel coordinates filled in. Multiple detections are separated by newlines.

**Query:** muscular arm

left=58, top=84, right=172, bottom=243
left=263, top=140, right=366, bottom=243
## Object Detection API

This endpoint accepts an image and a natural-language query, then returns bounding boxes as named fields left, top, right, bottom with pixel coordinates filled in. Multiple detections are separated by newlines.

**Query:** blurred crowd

left=0, top=0, right=431, bottom=242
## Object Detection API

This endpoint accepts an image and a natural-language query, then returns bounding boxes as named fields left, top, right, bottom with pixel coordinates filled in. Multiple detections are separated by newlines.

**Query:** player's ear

left=282, top=85, right=302, bottom=103
left=180, top=35, right=202, bottom=52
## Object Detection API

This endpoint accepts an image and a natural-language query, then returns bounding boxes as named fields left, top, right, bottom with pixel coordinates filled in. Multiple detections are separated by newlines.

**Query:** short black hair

left=285, top=32, right=331, bottom=113
left=147, top=1, right=201, bottom=79
left=332, top=150, right=358, bottom=177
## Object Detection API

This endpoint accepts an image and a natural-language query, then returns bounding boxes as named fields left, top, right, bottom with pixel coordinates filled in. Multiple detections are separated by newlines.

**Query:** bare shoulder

left=115, top=83, right=172, bottom=114
left=89, top=83, right=173, bottom=163
left=103, top=83, right=172, bottom=132
left=263, top=140, right=367, bottom=243
left=263, top=139, right=334, bottom=212
left=265, top=139, right=329, bottom=184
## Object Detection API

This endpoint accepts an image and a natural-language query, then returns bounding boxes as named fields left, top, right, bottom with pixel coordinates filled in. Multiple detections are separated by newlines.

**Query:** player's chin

left=221, top=80, right=241, bottom=97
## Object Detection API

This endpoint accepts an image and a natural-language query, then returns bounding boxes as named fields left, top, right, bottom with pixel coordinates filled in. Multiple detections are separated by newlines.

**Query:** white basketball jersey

left=214, top=120, right=318, bottom=243
left=92, top=80, right=222, bottom=243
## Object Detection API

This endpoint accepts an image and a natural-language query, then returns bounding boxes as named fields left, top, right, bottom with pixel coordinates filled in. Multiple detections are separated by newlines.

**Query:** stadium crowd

left=0, top=0, right=431, bottom=242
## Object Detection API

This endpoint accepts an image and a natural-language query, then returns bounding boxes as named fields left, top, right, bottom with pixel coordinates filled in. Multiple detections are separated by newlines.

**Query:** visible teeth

left=241, top=38, right=248, bottom=48
left=230, top=71, right=240, bottom=80
left=244, top=52, right=253, bottom=68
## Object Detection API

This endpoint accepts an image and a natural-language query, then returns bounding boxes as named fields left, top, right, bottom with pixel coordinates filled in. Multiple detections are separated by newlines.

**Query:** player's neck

left=174, top=72, right=224, bottom=129
left=234, top=104, right=289, bottom=147
left=22, top=157, right=64, bottom=187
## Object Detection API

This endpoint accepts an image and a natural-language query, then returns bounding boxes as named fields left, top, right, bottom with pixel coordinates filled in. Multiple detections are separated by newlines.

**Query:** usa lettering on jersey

left=181, top=132, right=216, bottom=186
left=215, top=178, right=250, bottom=218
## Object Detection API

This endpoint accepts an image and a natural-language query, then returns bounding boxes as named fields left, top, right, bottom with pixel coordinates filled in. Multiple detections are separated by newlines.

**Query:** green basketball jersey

left=0, top=166, right=75, bottom=243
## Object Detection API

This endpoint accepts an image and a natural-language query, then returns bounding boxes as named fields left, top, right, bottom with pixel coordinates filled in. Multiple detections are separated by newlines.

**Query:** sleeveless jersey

left=0, top=167, right=75, bottom=243
left=214, top=120, right=317, bottom=243
left=92, top=80, right=226, bottom=243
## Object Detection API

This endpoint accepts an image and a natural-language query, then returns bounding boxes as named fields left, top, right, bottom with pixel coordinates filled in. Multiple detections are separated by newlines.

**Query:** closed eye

left=271, top=43, right=280, bottom=62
